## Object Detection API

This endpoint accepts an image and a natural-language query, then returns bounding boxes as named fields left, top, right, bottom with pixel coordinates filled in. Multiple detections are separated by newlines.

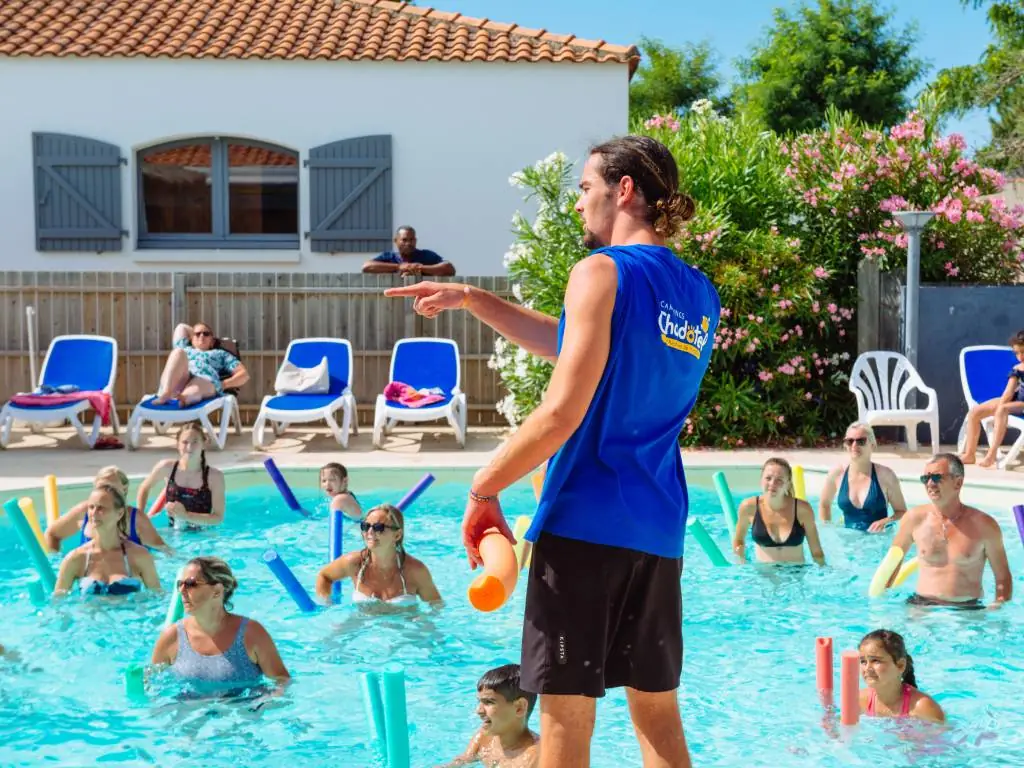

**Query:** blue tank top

left=837, top=464, right=889, bottom=530
left=525, top=245, right=719, bottom=558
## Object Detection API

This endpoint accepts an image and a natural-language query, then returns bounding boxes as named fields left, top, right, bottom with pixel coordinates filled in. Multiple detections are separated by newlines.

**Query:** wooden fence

left=0, top=272, right=512, bottom=426
left=856, top=259, right=903, bottom=355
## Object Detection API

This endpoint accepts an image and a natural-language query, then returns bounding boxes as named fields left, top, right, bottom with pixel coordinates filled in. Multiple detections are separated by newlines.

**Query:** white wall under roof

left=0, top=56, right=628, bottom=276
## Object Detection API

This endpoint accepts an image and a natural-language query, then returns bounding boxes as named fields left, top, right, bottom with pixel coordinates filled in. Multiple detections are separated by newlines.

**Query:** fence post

left=171, top=273, right=187, bottom=329
left=857, top=258, right=880, bottom=355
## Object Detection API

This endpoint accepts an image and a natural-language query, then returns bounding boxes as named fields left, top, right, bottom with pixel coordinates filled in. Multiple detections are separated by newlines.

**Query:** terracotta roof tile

left=0, top=0, right=639, bottom=75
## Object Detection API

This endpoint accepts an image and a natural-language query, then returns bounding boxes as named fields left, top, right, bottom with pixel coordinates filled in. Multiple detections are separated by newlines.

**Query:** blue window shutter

left=33, top=132, right=126, bottom=252
left=305, top=135, right=392, bottom=253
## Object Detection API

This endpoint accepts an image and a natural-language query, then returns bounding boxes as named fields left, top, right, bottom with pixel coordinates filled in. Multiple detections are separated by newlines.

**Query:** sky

left=424, top=0, right=996, bottom=149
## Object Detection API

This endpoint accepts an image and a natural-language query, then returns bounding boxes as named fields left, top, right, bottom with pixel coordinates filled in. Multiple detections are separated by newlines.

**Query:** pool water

left=1, top=469, right=1023, bottom=767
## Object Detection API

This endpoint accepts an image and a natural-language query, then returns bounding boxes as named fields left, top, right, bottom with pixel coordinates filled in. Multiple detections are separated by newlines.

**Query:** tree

left=629, top=38, right=726, bottom=120
left=737, top=0, right=924, bottom=134
left=931, top=1, right=1024, bottom=173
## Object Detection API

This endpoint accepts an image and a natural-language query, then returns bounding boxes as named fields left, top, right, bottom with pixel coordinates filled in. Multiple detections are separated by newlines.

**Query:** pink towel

left=9, top=391, right=113, bottom=426
left=383, top=381, right=445, bottom=408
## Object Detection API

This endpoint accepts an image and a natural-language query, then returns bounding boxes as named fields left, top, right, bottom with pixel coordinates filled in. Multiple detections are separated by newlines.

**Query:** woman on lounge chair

left=153, top=323, right=249, bottom=407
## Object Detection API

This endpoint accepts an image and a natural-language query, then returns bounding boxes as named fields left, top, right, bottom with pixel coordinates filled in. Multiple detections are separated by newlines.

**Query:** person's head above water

left=86, top=483, right=130, bottom=540
left=921, top=453, right=965, bottom=510
left=576, top=135, right=696, bottom=250
left=359, top=504, right=405, bottom=562
left=476, top=663, right=537, bottom=736
left=320, top=462, right=348, bottom=496
left=843, top=422, right=877, bottom=464
left=176, top=423, right=208, bottom=469
left=859, top=629, right=917, bottom=690
left=178, top=556, right=237, bottom=616
left=760, top=458, right=793, bottom=499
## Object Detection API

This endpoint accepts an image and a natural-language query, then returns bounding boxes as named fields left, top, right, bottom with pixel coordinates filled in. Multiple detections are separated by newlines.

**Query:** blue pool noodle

left=263, top=458, right=310, bottom=517
left=396, top=473, right=435, bottom=512
left=262, top=549, right=318, bottom=613
left=361, top=671, right=389, bottom=763
left=4, top=498, right=57, bottom=592
left=329, top=509, right=344, bottom=603
left=382, top=665, right=410, bottom=768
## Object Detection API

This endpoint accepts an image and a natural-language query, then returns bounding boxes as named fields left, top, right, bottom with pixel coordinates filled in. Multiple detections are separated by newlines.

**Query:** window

left=138, top=139, right=299, bottom=248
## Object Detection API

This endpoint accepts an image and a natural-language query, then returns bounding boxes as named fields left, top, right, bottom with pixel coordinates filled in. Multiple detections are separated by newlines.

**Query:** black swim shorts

left=520, top=532, right=684, bottom=698
left=907, top=594, right=985, bottom=610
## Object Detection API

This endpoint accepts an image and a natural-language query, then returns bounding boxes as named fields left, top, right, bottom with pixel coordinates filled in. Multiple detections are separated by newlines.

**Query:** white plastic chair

left=957, top=345, right=1024, bottom=468
left=0, top=334, right=120, bottom=449
left=373, top=338, right=467, bottom=448
left=848, top=351, right=939, bottom=453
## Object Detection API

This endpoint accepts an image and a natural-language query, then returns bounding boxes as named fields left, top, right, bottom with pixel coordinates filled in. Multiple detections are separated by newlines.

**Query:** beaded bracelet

left=469, top=489, right=497, bottom=503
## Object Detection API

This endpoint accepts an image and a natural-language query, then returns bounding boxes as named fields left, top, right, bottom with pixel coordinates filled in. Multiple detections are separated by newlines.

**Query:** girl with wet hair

left=859, top=629, right=945, bottom=722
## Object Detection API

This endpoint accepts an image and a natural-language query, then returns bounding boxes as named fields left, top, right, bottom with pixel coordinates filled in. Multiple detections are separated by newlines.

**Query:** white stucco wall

left=0, top=56, right=628, bottom=276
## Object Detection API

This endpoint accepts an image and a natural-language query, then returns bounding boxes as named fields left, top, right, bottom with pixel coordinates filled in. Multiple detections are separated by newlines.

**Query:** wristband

left=469, top=489, right=497, bottom=503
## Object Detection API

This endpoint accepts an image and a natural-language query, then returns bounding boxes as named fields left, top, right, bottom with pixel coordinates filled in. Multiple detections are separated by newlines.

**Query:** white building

left=0, top=0, right=636, bottom=276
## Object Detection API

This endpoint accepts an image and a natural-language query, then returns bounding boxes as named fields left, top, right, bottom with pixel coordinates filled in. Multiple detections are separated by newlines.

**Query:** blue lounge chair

left=126, top=338, right=243, bottom=451
left=253, top=338, right=358, bottom=448
left=0, top=334, right=120, bottom=449
left=373, top=338, right=466, bottom=448
left=958, top=345, right=1024, bottom=468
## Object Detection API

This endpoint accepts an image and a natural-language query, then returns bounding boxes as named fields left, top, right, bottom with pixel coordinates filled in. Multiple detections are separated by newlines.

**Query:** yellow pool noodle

left=868, top=546, right=905, bottom=597
left=890, top=557, right=919, bottom=588
left=512, top=515, right=532, bottom=571
left=44, top=474, right=60, bottom=527
left=18, top=498, right=50, bottom=553
left=792, top=465, right=807, bottom=501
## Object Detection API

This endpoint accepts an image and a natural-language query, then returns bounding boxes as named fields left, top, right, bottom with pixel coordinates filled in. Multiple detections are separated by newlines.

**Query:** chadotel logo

left=658, top=301, right=710, bottom=359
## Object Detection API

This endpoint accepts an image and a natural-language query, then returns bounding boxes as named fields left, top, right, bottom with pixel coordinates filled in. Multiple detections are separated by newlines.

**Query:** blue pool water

left=1, top=468, right=1023, bottom=767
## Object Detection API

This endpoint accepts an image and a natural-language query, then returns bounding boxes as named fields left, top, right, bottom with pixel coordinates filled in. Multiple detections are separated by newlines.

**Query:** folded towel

left=9, top=391, right=113, bottom=425
left=383, top=381, right=445, bottom=408
left=34, top=384, right=80, bottom=395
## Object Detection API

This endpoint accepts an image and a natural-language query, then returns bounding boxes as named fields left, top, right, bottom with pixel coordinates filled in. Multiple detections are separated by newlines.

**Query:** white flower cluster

left=535, top=151, right=568, bottom=173
left=690, top=98, right=713, bottom=115
left=495, top=393, right=520, bottom=428
left=503, top=243, right=531, bottom=268
left=508, top=171, right=527, bottom=188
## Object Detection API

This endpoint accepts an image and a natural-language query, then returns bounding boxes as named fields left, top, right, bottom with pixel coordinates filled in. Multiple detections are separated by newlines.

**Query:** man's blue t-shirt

left=373, top=249, right=443, bottom=265
left=525, top=244, right=720, bottom=559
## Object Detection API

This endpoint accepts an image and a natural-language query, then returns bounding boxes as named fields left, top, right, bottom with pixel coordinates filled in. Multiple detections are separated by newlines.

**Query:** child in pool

left=440, top=664, right=539, bottom=767
left=859, top=629, right=945, bottom=723
left=320, top=463, right=363, bottom=520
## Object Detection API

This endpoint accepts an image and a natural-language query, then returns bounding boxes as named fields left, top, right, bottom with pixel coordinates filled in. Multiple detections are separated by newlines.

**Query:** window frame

left=136, top=137, right=301, bottom=250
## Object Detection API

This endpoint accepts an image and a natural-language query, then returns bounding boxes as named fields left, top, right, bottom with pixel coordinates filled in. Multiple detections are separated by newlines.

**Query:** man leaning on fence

left=362, top=226, right=456, bottom=277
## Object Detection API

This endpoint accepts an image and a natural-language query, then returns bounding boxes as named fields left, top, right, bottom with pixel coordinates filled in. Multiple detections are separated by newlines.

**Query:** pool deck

left=2, top=425, right=1023, bottom=495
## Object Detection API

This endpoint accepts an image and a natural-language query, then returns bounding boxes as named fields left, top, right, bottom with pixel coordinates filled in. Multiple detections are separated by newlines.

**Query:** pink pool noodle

left=1013, top=505, right=1024, bottom=548
left=816, top=637, right=834, bottom=705
left=146, top=489, right=167, bottom=518
left=840, top=651, right=860, bottom=726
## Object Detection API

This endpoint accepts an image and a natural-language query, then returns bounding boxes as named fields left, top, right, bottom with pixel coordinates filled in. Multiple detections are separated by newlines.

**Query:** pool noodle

left=3, top=498, right=57, bottom=592
left=27, top=578, right=46, bottom=605
left=468, top=528, right=519, bottom=611
left=43, top=474, right=60, bottom=527
left=361, top=671, right=389, bottom=763
left=165, top=567, right=185, bottom=627
left=395, top=473, right=435, bottom=512
left=125, top=663, right=146, bottom=699
left=713, top=471, right=738, bottom=532
left=815, top=637, right=834, bottom=694
left=382, top=664, right=411, bottom=768
left=686, top=517, right=730, bottom=566
left=18, top=498, right=50, bottom=553
left=1013, top=505, right=1024, bottom=548
left=868, top=546, right=904, bottom=597
left=512, top=515, right=532, bottom=571
left=530, top=469, right=545, bottom=499
left=262, top=549, right=318, bottom=613
left=146, top=488, right=167, bottom=518
left=890, top=557, right=919, bottom=588
left=263, top=458, right=310, bottom=517
left=329, top=509, right=344, bottom=603
left=840, top=651, right=860, bottom=725
left=792, top=465, right=807, bottom=500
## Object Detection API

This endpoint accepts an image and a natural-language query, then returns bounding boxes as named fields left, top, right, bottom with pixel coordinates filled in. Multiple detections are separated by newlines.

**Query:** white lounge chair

left=374, top=338, right=467, bottom=448
left=252, top=338, right=358, bottom=448
left=126, top=338, right=243, bottom=451
left=957, top=345, right=1024, bottom=469
left=0, top=334, right=120, bottom=449
left=848, top=351, right=939, bottom=453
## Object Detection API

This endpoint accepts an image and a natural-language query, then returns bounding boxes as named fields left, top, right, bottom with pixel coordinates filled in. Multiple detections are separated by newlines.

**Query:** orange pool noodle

left=468, top=528, right=519, bottom=612
left=146, top=489, right=167, bottom=518
left=531, top=469, right=545, bottom=501
left=840, top=651, right=860, bottom=726
left=815, top=637, right=834, bottom=692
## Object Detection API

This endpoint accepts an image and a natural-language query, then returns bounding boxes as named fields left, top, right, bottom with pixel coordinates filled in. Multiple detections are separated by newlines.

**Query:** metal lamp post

left=893, top=211, right=935, bottom=370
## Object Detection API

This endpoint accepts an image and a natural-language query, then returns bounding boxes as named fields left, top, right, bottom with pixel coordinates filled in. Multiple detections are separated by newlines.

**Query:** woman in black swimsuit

left=733, top=458, right=826, bottom=565
left=136, top=423, right=226, bottom=528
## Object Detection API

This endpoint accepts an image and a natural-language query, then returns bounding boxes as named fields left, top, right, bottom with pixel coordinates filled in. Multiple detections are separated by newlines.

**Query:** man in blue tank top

left=386, top=135, right=719, bottom=767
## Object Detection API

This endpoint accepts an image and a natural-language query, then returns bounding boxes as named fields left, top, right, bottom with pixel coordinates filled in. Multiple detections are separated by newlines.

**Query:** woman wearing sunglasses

left=818, top=422, right=907, bottom=532
left=151, top=556, right=289, bottom=687
left=153, top=322, right=249, bottom=407
left=315, top=503, right=442, bottom=608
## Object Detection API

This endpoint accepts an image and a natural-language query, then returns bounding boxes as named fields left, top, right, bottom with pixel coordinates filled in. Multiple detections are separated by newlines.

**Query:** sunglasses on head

left=360, top=521, right=399, bottom=534
left=843, top=437, right=868, bottom=447
left=175, top=578, right=210, bottom=590
left=920, top=473, right=948, bottom=485
left=193, top=330, right=212, bottom=337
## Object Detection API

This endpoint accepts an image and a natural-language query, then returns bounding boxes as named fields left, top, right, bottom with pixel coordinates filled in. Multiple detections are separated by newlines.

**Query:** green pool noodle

left=165, top=568, right=185, bottom=627
left=687, top=517, right=730, bottom=566
left=125, top=663, right=146, bottom=699
left=27, top=578, right=46, bottom=605
left=713, top=472, right=739, bottom=531
left=4, top=498, right=57, bottom=592
left=361, top=671, right=388, bottom=763
left=382, top=665, right=411, bottom=768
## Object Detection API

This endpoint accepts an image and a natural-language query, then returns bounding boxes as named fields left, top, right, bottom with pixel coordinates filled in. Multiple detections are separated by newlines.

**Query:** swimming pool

left=1, top=466, right=1022, bottom=767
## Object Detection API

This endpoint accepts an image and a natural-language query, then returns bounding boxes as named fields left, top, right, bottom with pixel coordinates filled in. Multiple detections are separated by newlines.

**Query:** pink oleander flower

left=804, top=392, right=813, bottom=401
left=720, top=308, right=731, bottom=318
left=827, top=302, right=838, bottom=313
left=944, top=261, right=960, bottom=277
left=758, top=371, right=773, bottom=382
left=772, top=284, right=780, bottom=293
left=879, top=195, right=909, bottom=213
left=777, top=415, right=785, bottom=424
left=966, top=210, right=985, bottom=224
left=813, top=266, right=829, bottom=279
